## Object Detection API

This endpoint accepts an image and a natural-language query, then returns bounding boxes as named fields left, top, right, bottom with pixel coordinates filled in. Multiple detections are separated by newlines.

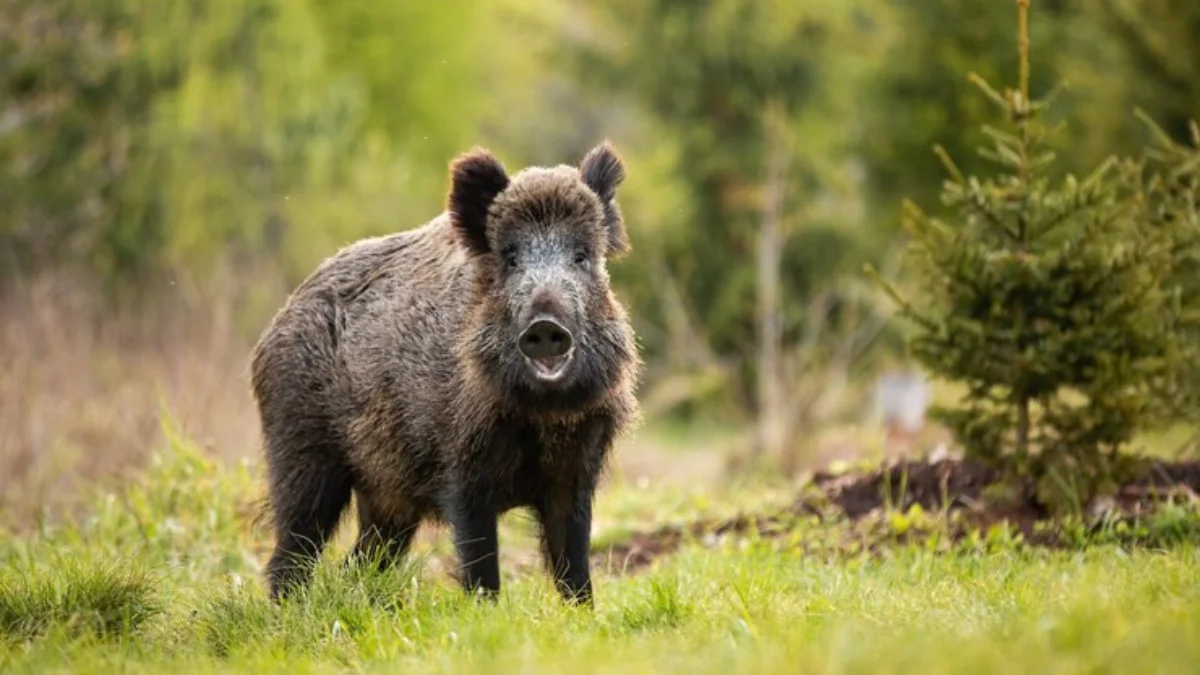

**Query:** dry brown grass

left=0, top=271, right=276, bottom=530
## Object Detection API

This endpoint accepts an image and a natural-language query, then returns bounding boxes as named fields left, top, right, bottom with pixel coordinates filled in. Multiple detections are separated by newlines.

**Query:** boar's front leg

left=448, top=496, right=501, bottom=600
left=537, top=481, right=595, bottom=606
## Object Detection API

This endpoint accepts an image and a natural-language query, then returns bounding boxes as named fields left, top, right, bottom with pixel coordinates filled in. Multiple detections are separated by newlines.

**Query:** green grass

left=0, top=558, right=160, bottom=642
left=1, top=424, right=1197, bottom=674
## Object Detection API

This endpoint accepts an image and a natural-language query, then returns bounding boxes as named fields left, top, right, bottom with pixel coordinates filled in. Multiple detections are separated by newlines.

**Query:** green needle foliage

left=872, top=0, right=1200, bottom=513
left=1134, top=111, right=1200, bottom=420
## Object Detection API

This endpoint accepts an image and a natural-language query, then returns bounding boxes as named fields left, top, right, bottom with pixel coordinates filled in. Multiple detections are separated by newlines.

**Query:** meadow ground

left=2, top=418, right=1198, bottom=675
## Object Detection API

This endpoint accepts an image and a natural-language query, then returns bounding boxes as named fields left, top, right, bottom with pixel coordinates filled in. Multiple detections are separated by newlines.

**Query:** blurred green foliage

left=2, top=0, right=1199, bottom=422
left=563, top=0, right=890, bottom=412
left=0, top=0, right=546, bottom=295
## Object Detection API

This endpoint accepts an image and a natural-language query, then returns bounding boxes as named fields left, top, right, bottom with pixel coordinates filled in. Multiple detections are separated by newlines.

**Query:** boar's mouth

left=518, top=317, right=576, bottom=384
left=525, top=350, right=574, bottom=383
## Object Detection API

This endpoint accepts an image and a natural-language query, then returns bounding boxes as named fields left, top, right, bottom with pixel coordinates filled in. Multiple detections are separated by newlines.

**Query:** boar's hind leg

left=265, top=449, right=354, bottom=601
left=349, top=493, right=421, bottom=573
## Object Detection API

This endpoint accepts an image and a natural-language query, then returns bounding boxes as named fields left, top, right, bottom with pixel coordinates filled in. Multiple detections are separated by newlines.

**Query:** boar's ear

left=448, top=148, right=509, bottom=256
left=579, top=140, right=630, bottom=258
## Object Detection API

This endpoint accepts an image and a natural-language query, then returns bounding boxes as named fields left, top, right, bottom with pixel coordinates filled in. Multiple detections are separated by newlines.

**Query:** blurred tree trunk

left=755, top=99, right=791, bottom=465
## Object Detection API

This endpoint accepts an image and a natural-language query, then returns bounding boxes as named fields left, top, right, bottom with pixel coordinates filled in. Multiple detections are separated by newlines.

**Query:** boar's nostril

left=519, top=319, right=573, bottom=360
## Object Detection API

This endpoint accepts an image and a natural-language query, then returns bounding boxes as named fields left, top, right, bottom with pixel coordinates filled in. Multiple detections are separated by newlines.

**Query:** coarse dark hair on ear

left=448, top=147, right=509, bottom=256
left=579, top=140, right=630, bottom=258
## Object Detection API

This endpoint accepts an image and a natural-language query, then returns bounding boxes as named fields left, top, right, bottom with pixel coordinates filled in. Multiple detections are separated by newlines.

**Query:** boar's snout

left=518, top=316, right=574, bottom=383
left=519, top=317, right=573, bottom=360
left=513, top=282, right=581, bottom=384
left=516, top=302, right=571, bottom=381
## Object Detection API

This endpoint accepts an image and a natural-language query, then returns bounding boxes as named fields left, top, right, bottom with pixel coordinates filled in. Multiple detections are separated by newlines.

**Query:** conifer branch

left=933, top=144, right=966, bottom=185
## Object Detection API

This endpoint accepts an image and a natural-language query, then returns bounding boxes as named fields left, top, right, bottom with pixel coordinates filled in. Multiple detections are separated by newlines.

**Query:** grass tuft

left=0, top=558, right=161, bottom=642
left=615, top=574, right=694, bottom=633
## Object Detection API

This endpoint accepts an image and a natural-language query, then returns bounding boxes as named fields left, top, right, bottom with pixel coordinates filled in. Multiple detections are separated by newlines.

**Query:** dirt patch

left=592, top=455, right=1200, bottom=574
left=811, top=456, right=1003, bottom=519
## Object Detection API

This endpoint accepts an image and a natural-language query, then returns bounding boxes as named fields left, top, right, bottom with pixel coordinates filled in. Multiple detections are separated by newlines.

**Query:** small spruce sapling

left=868, top=0, right=1200, bottom=514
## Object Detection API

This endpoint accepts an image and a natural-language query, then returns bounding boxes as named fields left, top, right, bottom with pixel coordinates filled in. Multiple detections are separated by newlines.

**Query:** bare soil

left=591, top=455, right=1200, bottom=574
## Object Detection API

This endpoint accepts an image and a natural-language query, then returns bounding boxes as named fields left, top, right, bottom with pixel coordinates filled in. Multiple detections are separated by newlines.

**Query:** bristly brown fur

left=249, top=141, right=641, bottom=606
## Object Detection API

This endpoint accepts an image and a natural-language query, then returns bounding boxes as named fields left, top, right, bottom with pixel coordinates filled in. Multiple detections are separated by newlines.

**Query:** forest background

left=4, top=0, right=1198, bottom=526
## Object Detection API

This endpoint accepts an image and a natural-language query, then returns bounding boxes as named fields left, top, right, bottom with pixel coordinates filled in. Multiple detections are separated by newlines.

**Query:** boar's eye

left=573, top=250, right=589, bottom=266
left=503, top=246, right=519, bottom=270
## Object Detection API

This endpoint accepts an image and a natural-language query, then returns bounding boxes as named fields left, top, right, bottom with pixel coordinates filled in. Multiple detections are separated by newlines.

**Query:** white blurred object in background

left=874, top=369, right=930, bottom=437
